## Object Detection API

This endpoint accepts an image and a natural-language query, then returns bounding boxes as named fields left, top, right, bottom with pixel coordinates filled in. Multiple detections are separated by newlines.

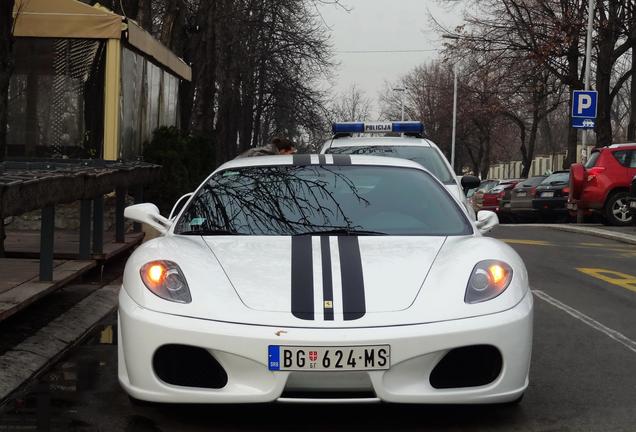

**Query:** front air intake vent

left=429, top=345, right=502, bottom=389
left=153, top=344, right=228, bottom=389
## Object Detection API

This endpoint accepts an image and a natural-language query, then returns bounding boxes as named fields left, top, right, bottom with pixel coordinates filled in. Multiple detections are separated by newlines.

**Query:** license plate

left=630, top=201, right=636, bottom=209
left=268, top=345, right=390, bottom=371
left=517, top=192, right=527, bottom=197
left=542, top=191, right=554, bottom=198
left=504, top=202, right=511, bottom=208
left=567, top=202, right=577, bottom=210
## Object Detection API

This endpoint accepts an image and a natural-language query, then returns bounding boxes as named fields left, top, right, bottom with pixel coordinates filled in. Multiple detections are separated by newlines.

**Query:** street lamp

left=581, top=0, right=596, bottom=161
left=392, top=87, right=406, bottom=121
left=442, top=34, right=460, bottom=172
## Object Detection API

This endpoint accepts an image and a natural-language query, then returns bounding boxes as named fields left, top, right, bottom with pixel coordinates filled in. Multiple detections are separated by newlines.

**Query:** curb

left=500, top=223, right=636, bottom=246
left=0, top=285, right=119, bottom=404
left=546, top=225, right=636, bottom=246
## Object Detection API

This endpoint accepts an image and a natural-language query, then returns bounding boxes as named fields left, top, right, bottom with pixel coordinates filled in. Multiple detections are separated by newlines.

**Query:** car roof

left=606, top=143, right=636, bottom=149
left=216, top=154, right=428, bottom=172
left=325, top=136, right=434, bottom=149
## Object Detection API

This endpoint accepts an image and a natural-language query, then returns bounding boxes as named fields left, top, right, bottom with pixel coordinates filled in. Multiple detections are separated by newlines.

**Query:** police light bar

left=332, top=121, right=424, bottom=135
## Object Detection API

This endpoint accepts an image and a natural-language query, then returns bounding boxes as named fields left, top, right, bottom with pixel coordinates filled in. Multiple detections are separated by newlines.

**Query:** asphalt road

left=1, top=226, right=635, bottom=432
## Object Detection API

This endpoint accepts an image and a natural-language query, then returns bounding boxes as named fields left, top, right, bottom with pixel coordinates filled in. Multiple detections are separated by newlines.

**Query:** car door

left=628, top=150, right=636, bottom=181
left=608, top=150, right=631, bottom=189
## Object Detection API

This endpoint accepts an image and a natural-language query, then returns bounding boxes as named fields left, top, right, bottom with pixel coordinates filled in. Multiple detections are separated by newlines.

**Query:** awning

left=126, top=21, right=191, bottom=81
left=12, top=0, right=191, bottom=81
left=13, top=0, right=123, bottom=39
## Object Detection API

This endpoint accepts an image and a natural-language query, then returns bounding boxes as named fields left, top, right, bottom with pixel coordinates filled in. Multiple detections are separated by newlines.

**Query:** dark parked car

left=532, top=171, right=571, bottom=222
left=500, top=176, right=547, bottom=222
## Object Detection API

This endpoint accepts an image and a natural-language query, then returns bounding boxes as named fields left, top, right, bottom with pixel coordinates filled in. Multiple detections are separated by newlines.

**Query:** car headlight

left=140, top=260, right=192, bottom=303
left=465, top=260, right=513, bottom=304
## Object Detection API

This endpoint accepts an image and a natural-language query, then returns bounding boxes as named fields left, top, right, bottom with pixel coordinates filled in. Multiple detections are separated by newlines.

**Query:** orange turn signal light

left=488, top=264, right=507, bottom=285
left=147, top=263, right=166, bottom=285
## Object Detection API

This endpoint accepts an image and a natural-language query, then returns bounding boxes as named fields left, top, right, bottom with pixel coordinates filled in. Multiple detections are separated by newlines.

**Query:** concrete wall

left=488, top=152, right=568, bottom=180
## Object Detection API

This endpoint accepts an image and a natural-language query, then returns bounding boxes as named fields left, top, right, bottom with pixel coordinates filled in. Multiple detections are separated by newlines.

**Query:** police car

left=119, top=154, right=532, bottom=405
left=320, top=122, right=479, bottom=218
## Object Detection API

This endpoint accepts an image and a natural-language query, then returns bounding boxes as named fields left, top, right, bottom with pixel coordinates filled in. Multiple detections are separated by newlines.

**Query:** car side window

left=629, top=151, right=636, bottom=168
left=613, top=151, right=629, bottom=167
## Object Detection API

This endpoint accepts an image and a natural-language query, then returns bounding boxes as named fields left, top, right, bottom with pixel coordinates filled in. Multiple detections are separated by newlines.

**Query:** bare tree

left=328, top=84, right=372, bottom=122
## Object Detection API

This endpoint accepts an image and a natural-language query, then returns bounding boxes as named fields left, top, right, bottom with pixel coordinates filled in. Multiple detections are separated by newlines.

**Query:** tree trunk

left=160, top=0, right=185, bottom=51
left=596, top=36, right=614, bottom=147
left=190, top=1, right=218, bottom=136
left=214, top=0, right=241, bottom=163
left=524, top=110, right=540, bottom=177
left=136, top=0, right=152, bottom=32
left=564, top=45, right=582, bottom=167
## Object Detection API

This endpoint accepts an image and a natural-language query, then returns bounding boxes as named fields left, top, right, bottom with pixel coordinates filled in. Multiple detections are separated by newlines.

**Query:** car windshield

left=541, top=172, right=569, bottom=185
left=175, top=165, right=472, bottom=236
left=325, top=146, right=455, bottom=184
left=477, top=181, right=498, bottom=193
left=519, top=177, right=545, bottom=187
left=585, top=151, right=600, bottom=168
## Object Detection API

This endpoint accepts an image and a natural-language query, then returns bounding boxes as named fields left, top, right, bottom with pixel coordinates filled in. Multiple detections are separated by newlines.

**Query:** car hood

left=203, top=236, right=446, bottom=317
left=123, top=235, right=528, bottom=327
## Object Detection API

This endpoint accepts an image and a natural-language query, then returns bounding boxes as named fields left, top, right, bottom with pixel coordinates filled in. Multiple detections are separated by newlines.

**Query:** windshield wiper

left=178, top=229, right=244, bottom=236
left=297, top=228, right=388, bottom=236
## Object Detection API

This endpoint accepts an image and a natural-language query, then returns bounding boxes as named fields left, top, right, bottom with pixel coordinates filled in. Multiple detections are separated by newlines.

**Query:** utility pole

left=442, top=34, right=461, bottom=173
left=393, top=87, right=406, bottom=121
left=451, top=62, right=458, bottom=172
left=581, top=0, right=596, bottom=162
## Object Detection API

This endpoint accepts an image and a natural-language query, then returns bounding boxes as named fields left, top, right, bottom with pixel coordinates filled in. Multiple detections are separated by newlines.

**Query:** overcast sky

left=318, top=0, right=465, bottom=116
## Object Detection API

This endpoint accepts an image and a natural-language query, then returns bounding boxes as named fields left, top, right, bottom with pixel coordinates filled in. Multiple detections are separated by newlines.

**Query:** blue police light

left=332, top=121, right=424, bottom=135
left=332, top=122, right=365, bottom=134
left=392, top=121, right=424, bottom=134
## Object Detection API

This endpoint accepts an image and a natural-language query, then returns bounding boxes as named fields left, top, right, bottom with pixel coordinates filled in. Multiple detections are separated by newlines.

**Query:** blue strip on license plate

left=268, top=345, right=281, bottom=371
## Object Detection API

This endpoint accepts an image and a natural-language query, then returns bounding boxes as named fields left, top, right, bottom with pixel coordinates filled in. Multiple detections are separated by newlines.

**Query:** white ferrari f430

left=119, top=154, right=533, bottom=405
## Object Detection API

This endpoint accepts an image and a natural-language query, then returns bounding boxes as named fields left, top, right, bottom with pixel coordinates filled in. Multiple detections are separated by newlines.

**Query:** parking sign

left=571, top=90, right=597, bottom=129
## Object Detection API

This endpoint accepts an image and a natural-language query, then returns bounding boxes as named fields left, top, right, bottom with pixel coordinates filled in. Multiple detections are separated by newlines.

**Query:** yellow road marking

left=577, top=268, right=636, bottom=293
left=501, top=239, right=552, bottom=246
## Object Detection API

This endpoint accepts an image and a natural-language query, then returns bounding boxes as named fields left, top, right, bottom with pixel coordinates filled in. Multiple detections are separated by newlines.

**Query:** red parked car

left=569, top=144, right=636, bottom=226
left=480, top=179, right=523, bottom=214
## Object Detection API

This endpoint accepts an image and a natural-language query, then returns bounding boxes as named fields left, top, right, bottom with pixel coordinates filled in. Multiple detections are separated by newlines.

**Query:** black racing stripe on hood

left=293, top=154, right=312, bottom=166
left=320, top=236, right=334, bottom=321
left=338, top=236, right=366, bottom=321
left=331, top=154, right=351, bottom=166
left=291, top=236, right=314, bottom=320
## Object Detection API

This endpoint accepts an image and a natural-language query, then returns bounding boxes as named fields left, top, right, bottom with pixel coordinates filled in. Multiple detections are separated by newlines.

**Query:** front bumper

left=118, top=288, right=533, bottom=404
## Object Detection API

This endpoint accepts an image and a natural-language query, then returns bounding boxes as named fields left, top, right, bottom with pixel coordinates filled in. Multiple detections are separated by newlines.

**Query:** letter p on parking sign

left=572, top=90, right=598, bottom=118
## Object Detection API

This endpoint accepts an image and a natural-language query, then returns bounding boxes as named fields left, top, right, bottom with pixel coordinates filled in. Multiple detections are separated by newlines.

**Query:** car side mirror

left=476, top=210, right=499, bottom=234
left=124, top=203, right=171, bottom=235
left=461, top=176, right=481, bottom=193
left=169, top=193, right=194, bottom=220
